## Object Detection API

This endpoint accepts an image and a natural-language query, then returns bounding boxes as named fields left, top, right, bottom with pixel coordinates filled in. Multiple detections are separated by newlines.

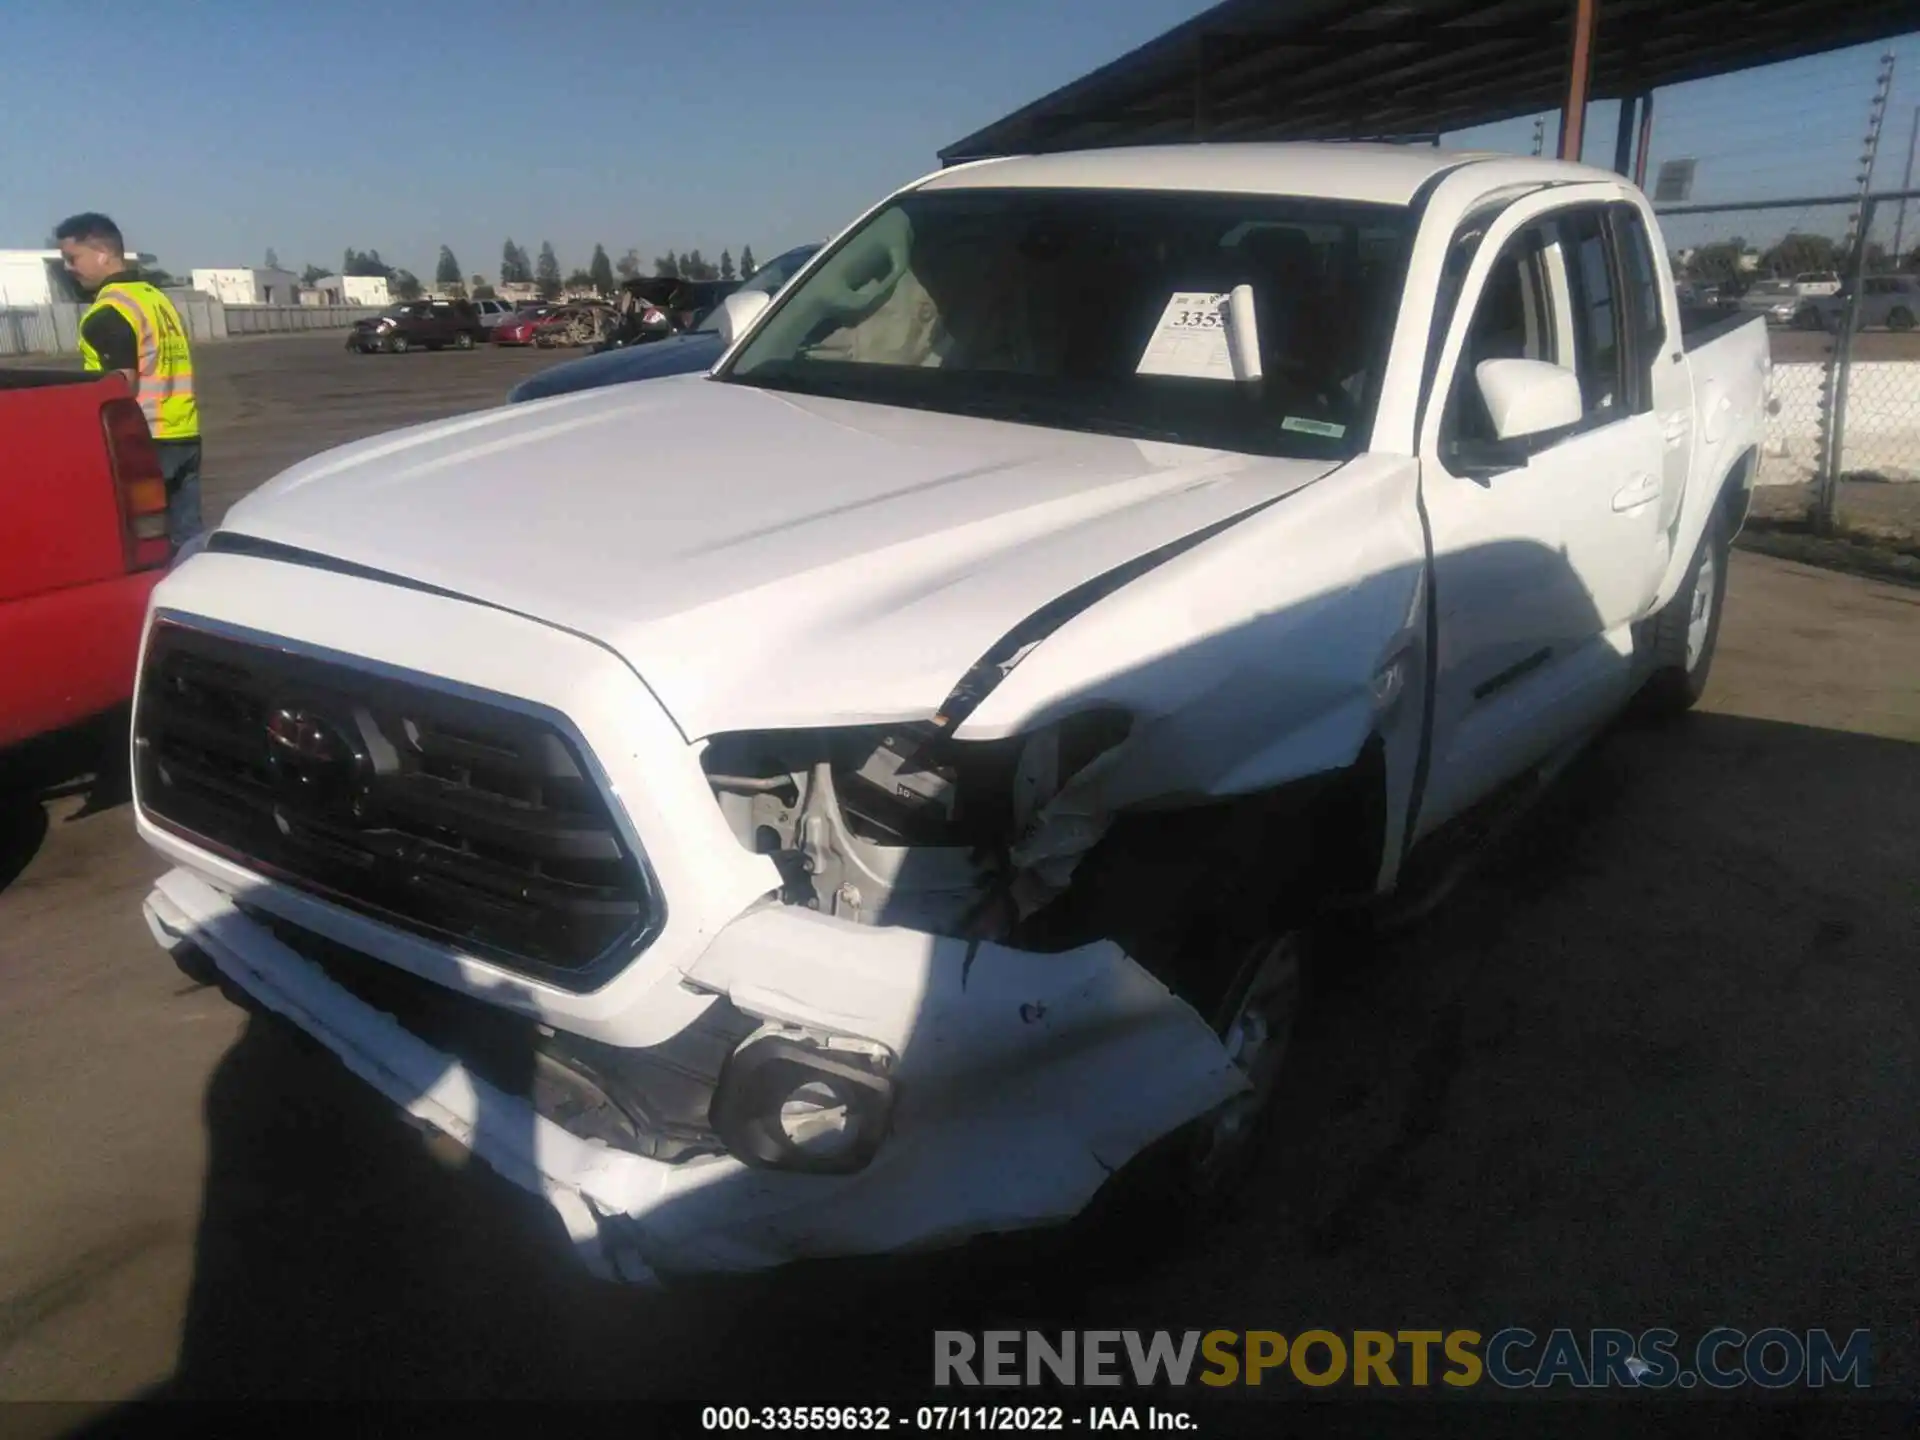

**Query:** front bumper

left=144, top=866, right=1244, bottom=1286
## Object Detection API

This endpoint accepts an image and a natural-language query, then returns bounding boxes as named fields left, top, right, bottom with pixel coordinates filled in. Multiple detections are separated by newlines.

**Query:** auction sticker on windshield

left=1281, top=415, right=1346, bottom=437
left=1136, top=292, right=1237, bottom=381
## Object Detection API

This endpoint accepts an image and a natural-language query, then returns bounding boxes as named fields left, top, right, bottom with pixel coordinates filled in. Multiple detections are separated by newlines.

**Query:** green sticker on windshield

left=1281, top=416, right=1346, bottom=437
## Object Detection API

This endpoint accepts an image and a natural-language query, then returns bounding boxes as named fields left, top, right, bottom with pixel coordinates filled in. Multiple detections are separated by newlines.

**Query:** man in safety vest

left=56, top=212, right=202, bottom=549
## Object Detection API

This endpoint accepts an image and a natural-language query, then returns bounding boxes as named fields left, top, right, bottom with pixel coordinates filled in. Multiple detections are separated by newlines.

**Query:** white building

left=308, top=274, right=391, bottom=307
left=0, top=247, right=159, bottom=307
left=191, top=266, right=301, bottom=306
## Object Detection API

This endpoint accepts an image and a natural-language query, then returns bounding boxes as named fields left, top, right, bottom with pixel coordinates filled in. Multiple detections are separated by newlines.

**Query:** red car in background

left=1, top=368, right=170, bottom=773
left=492, top=304, right=558, bottom=346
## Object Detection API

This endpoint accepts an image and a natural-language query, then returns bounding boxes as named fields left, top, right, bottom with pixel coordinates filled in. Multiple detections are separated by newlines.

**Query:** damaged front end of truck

left=136, top=437, right=1428, bottom=1285
left=144, top=694, right=1382, bottom=1286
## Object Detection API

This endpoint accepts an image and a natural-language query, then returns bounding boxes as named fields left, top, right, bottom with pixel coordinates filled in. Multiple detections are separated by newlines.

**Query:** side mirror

left=715, top=289, right=771, bottom=347
left=1475, top=358, right=1584, bottom=442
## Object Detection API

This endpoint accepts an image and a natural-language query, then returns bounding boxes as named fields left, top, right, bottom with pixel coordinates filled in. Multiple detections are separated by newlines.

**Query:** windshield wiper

left=944, top=395, right=1195, bottom=447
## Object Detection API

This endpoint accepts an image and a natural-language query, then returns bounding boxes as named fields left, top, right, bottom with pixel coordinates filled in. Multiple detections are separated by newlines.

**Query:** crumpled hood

left=219, top=375, right=1339, bottom=738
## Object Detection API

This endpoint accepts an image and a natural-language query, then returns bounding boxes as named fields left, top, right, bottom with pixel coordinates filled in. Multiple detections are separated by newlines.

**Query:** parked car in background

left=1674, top=281, right=1740, bottom=331
left=1803, top=274, right=1918, bottom=333
left=492, top=305, right=557, bottom=346
left=1737, top=279, right=1815, bottom=329
left=508, top=244, right=824, bottom=403
left=1792, top=270, right=1842, bottom=297
left=590, top=277, right=748, bottom=351
left=1677, top=280, right=1731, bottom=308
left=1, top=369, right=169, bottom=767
left=472, top=298, right=520, bottom=329
left=531, top=300, right=621, bottom=349
left=133, top=146, right=1767, bottom=1285
left=347, top=299, right=487, bottom=353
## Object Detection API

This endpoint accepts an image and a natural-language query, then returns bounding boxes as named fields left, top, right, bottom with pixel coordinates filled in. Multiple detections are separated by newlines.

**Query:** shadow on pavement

left=121, top=992, right=1115, bottom=1402
left=0, top=708, right=133, bottom=898
left=0, top=793, right=50, bottom=898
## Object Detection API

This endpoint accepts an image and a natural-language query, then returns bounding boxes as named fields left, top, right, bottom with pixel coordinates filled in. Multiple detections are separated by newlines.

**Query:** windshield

left=718, top=189, right=1411, bottom=457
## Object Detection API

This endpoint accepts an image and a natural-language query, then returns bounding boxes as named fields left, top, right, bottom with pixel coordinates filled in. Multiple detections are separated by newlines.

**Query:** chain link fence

left=1656, top=189, right=1920, bottom=545
left=1838, top=198, right=1920, bottom=487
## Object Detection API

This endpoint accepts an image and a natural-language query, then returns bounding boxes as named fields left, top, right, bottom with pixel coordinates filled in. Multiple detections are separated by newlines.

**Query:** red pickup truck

left=0, top=369, right=172, bottom=763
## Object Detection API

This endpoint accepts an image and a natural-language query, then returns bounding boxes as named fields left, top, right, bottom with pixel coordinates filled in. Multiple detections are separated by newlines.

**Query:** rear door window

left=1610, top=206, right=1666, bottom=357
left=1548, top=206, right=1627, bottom=420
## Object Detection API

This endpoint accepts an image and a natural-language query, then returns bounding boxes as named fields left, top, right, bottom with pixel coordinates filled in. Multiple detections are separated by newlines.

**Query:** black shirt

left=80, top=270, right=143, bottom=372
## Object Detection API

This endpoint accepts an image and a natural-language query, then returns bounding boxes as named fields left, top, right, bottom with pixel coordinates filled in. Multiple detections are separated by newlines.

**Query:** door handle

left=1662, top=414, right=1690, bottom=444
left=1612, top=474, right=1661, bottom=512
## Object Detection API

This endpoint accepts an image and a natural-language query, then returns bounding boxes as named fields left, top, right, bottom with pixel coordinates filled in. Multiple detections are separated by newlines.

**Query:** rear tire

left=1637, top=503, right=1730, bottom=717
left=1889, top=307, right=1915, bottom=333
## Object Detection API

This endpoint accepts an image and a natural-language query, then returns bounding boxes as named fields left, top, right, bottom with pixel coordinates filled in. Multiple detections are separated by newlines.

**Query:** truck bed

left=0, top=369, right=165, bottom=753
left=1677, top=305, right=1765, bottom=352
left=0, top=368, right=93, bottom=392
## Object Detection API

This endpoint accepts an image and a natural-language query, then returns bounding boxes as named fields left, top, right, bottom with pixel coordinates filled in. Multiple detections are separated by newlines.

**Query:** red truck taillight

left=101, top=397, right=172, bottom=571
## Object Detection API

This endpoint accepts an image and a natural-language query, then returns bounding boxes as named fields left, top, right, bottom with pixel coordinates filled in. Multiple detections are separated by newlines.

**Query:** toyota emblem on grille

left=266, top=707, right=345, bottom=763
left=263, top=705, right=364, bottom=810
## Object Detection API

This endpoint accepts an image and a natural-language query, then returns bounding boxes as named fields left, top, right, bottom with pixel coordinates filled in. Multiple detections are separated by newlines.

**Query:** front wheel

left=1075, top=919, right=1309, bottom=1258
left=1888, top=307, right=1915, bottom=333
left=1637, top=504, right=1730, bottom=717
left=1183, top=930, right=1306, bottom=1200
left=389, top=334, right=410, bottom=354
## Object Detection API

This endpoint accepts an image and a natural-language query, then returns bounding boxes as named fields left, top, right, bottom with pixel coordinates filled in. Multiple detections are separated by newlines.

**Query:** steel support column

left=1613, top=91, right=1639, bottom=174
left=1892, top=106, right=1919, bottom=272
left=1558, top=0, right=1599, bottom=160
left=1819, top=196, right=1880, bottom=534
left=1634, top=92, right=1656, bottom=187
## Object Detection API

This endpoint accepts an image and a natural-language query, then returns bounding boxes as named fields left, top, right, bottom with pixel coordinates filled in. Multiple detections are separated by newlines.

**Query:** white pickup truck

left=134, top=144, right=1768, bottom=1285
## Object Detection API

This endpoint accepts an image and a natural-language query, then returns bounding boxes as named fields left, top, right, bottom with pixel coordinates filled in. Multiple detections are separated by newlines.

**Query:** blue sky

left=3, top=0, right=1915, bottom=279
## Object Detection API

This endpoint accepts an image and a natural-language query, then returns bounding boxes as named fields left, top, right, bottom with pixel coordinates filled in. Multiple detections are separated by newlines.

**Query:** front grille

left=134, top=618, right=660, bottom=988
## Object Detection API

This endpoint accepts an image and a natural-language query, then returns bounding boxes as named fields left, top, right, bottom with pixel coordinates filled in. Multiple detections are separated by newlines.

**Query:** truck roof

left=918, top=142, right=1622, bottom=207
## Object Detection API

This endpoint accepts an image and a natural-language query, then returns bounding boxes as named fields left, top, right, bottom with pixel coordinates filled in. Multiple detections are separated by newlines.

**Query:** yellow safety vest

left=78, top=279, right=199, bottom=441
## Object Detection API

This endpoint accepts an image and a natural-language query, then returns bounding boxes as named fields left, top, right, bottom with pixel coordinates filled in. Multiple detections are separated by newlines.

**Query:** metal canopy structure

left=940, top=0, right=1917, bottom=164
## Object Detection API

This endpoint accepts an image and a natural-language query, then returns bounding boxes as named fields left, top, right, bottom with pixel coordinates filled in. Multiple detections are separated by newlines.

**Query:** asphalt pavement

left=0, top=334, right=1916, bottom=1412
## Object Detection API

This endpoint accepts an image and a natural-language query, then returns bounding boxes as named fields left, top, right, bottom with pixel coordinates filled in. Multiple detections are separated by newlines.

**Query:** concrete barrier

left=0, top=299, right=384, bottom=356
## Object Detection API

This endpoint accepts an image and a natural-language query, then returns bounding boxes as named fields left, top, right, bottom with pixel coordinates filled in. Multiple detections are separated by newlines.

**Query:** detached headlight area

left=697, top=709, right=1135, bottom=936
left=710, top=1026, right=896, bottom=1174
left=691, top=711, right=1136, bottom=1178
